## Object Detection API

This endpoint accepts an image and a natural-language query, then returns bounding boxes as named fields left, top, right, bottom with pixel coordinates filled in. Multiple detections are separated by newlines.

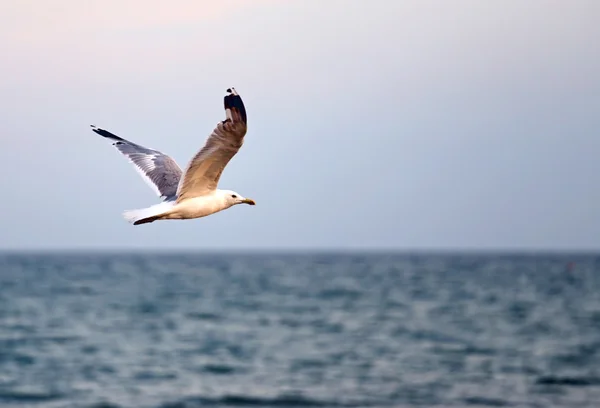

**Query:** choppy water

left=0, top=253, right=599, bottom=407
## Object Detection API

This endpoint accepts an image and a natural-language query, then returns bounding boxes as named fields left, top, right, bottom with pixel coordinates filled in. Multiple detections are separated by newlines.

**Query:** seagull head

left=221, top=189, right=256, bottom=206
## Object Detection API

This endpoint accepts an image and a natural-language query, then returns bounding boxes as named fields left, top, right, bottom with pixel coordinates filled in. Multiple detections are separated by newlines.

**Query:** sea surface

left=0, top=252, right=599, bottom=408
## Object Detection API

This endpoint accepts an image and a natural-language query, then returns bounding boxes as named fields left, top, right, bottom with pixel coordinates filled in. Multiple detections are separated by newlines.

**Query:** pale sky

left=1, top=0, right=599, bottom=250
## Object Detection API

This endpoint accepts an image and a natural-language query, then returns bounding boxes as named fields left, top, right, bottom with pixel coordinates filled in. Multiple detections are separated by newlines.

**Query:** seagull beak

left=242, top=198, right=256, bottom=206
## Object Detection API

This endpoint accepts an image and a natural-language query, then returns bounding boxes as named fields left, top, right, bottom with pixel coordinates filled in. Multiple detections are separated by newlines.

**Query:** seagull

left=91, top=87, right=255, bottom=226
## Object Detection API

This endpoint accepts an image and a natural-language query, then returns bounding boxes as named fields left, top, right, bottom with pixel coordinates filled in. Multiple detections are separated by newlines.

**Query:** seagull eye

left=231, top=195, right=237, bottom=198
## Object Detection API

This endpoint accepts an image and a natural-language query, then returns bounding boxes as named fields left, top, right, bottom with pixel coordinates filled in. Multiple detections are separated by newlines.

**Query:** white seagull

left=91, top=87, right=255, bottom=226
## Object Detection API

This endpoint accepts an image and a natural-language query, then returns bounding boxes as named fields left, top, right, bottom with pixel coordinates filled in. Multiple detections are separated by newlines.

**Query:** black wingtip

left=224, top=87, right=247, bottom=125
left=90, top=125, right=125, bottom=142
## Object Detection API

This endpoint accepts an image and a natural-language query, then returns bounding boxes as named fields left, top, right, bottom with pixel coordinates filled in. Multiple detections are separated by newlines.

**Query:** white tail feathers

left=122, top=201, right=174, bottom=224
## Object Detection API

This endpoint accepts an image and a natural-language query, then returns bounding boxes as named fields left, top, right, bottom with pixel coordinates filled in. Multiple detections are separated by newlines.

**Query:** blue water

left=0, top=253, right=599, bottom=407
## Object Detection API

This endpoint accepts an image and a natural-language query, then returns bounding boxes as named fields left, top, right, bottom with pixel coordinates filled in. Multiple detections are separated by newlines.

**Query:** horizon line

left=1, top=247, right=600, bottom=255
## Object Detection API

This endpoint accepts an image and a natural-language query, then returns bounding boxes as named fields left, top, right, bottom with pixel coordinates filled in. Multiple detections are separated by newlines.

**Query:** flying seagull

left=91, top=87, right=255, bottom=226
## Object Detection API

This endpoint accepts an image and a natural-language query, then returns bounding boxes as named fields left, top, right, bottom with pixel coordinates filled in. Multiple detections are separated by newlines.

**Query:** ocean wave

left=535, top=376, right=600, bottom=387
left=462, top=396, right=509, bottom=406
left=158, top=394, right=368, bottom=408
left=0, top=389, right=63, bottom=403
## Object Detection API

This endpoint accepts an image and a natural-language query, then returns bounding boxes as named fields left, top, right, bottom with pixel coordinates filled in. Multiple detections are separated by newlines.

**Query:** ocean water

left=0, top=253, right=599, bottom=408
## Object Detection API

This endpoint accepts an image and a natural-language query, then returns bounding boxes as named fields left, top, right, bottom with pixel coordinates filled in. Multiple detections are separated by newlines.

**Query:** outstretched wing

left=176, top=88, right=248, bottom=202
left=91, top=125, right=183, bottom=201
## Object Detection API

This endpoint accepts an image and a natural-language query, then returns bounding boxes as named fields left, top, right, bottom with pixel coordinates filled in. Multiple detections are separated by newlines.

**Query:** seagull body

left=91, top=88, right=255, bottom=226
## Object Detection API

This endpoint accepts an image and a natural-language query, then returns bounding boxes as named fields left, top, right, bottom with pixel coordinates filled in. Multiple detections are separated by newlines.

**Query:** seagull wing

left=176, top=88, right=248, bottom=202
left=91, top=125, right=183, bottom=201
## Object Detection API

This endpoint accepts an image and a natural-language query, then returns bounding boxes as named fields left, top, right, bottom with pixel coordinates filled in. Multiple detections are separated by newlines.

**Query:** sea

left=0, top=252, right=599, bottom=408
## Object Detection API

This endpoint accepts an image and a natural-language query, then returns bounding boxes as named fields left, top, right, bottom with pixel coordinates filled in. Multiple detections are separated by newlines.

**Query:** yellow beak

left=242, top=198, right=256, bottom=205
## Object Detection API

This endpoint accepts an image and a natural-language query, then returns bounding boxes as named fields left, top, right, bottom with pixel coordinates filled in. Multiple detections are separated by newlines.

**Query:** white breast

left=169, top=194, right=229, bottom=219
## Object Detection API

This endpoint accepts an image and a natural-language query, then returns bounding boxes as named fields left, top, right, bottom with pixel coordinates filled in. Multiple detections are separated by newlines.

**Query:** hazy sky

left=1, top=0, right=599, bottom=250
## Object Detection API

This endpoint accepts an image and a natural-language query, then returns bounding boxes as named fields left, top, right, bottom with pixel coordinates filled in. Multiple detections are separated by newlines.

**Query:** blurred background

left=1, top=0, right=599, bottom=407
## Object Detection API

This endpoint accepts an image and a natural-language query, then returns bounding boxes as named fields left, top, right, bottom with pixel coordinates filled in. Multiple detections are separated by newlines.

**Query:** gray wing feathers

left=91, top=125, right=183, bottom=201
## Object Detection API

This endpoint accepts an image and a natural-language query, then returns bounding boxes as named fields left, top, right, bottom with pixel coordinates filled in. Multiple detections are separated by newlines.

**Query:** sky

left=0, top=0, right=599, bottom=251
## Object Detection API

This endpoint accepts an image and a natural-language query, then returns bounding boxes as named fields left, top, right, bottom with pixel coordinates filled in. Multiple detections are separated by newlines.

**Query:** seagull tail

left=122, top=202, right=174, bottom=226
